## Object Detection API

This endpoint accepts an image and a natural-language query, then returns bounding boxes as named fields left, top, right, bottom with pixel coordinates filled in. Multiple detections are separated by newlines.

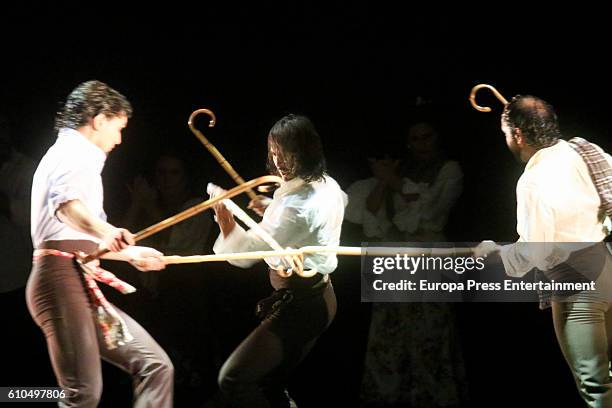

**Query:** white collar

left=524, top=139, right=563, bottom=171
left=274, top=177, right=306, bottom=198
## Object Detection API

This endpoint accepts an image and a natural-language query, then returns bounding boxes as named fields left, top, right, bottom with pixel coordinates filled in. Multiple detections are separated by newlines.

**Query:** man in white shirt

left=26, top=80, right=173, bottom=407
left=211, top=114, right=347, bottom=408
left=477, top=95, right=612, bottom=407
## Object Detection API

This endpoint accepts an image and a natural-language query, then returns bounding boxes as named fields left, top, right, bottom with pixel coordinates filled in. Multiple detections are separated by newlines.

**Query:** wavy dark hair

left=266, top=114, right=326, bottom=182
left=55, top=80, right=132, bottom=131
left=502, top=95, right=561, bottom=148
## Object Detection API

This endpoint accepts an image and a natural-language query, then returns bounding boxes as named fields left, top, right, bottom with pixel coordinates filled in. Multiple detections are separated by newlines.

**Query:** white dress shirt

left=31, top=128, right=107, bottom=248
left=213, top=175, right=348, bottom=274
left=500, top=140, right=612, bottom=276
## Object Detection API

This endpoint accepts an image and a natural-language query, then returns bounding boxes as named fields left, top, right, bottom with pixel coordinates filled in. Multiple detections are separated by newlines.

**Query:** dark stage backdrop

left=1, top=8, right=609, bottom=408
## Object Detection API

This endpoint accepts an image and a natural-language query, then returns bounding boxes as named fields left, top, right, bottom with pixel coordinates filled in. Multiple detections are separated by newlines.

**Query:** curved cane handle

left=188, top=108, right=258, bottom=200
left=469, top=84, right=509, bottom=112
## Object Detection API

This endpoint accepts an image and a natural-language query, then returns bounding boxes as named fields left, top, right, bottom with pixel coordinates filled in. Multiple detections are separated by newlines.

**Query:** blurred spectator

left=346, top=121, right=462, bottom=241
left=122, top=151, right=213, bottom=296
left=347, top=120, right=468, bottom=407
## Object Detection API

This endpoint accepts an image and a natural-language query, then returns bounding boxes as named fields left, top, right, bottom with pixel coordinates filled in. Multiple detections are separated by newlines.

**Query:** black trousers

left=25, top=240, right=174, bottom=407
left=218, top=272, right=337, bottom=408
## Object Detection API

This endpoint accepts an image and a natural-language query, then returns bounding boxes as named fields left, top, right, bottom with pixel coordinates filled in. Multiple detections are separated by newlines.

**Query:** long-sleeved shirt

left=500, top=139, right=612, bottom=277
left=213, top=175, right=348, bottom=274
left=31, top=128, right=107, bottom=248
left=345, top=160, right=463, bottom=240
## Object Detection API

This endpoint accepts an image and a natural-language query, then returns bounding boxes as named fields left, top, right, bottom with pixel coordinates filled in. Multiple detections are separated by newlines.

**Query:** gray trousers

left=551, top=251, right=612, bottom=407
left=26, top=240, right=174, bottom=407
left=553, top=300, right=612, bottom=407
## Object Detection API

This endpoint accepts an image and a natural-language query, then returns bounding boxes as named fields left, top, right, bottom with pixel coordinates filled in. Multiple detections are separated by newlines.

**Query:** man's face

left=94, top=114, right=128, bottom=154
left=270, top=143, right=294, bottom=181
left=501, top=117, right=522, bottom=162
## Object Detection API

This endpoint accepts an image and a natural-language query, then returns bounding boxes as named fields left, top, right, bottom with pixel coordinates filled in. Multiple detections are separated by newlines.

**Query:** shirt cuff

left=213, top=224, right=248, bottom=255
left=499, top=243, right=530, bottom=278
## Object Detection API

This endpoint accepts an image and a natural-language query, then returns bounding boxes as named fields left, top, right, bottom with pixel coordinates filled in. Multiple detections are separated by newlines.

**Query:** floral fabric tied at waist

left=33, top=248, right=136, bottom=349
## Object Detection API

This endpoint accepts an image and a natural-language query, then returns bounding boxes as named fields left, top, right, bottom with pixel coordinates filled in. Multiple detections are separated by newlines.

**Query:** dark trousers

left=26, top=240, right=173, bottom=407
left=218, top=275, right=337, bottom=408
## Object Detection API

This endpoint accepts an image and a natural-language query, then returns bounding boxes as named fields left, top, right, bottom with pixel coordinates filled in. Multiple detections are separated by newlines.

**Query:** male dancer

left=27, top=80, right=173, bottom=407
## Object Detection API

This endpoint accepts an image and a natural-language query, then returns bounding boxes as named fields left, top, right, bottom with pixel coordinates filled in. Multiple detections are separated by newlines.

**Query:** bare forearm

left=219, top=218, right=236, bottom=238
left=57, top=199, right=115, bottom=239
left=101, top=251, right=130, bottom=261
left=100, top=247, right=148, bottom=262
left=57, top=200, right=135, bottom=253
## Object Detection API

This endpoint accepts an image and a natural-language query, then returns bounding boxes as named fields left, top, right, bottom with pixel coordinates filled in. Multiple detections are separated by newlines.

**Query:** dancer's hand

left=102, top=228, right=135, bottom=252
left=123, top=246, right=166, bottom=271
left=247, top=195, right=272, bottom=216
left=74, top=251, right=101, bottom=268
left=207, top=183, right=236, bottom=237
left=473, top=240, right=501, bottom=259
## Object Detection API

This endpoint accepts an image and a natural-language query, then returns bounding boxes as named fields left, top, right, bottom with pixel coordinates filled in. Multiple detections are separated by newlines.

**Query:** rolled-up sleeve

left=47, top=164, right=95, bottom=220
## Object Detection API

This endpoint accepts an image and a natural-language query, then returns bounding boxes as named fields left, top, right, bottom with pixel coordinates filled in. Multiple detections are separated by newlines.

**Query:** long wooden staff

left=162, top=246, right=476, bottom=264
left=81, top=175, right=282, bottom=264
left=188, top=108, right=259, bottom=200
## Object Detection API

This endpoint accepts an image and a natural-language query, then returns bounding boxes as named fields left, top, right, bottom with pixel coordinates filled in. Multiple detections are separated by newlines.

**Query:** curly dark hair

left=266, top=114, right=326, bottom=183
left=55, top=80, right=132, bottom=131
left=502, top=95, right=561, bottom=148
